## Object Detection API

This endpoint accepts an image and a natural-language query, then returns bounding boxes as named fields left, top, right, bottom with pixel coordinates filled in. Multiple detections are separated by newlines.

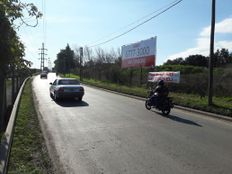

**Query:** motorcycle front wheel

left=145, top=100, right=151, bottom=110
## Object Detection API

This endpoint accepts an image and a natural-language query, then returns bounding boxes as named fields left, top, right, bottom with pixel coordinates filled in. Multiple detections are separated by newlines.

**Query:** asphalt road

left=32, top=73, right=232, bottom=174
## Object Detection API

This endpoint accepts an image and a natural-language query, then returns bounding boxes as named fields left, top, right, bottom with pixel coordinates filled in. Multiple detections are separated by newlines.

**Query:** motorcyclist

left=150, top=80, right=169, bottom=106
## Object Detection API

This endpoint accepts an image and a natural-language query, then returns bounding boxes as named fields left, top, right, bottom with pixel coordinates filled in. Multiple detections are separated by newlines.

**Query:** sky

left=18, top=0, right=232, bottom=69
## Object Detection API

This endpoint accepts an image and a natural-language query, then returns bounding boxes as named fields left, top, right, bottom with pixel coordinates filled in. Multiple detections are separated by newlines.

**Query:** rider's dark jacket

left=154, top=84, right=169, bottom=98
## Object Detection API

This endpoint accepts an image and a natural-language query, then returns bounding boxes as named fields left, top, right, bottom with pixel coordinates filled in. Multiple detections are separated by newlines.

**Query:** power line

left=89, top=0, right=183, bottom=48
left=88, top=0, right=182, bottom=46
left=40, top=0, right=48, bottom=70
left=42, top=0, right=47, bottom=44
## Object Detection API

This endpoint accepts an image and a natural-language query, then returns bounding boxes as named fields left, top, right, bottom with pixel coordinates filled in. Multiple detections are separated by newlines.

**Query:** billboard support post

left=79, top=47, right=83, bottom=81
left=129, top=68, right=133, bottom=86
left=140, top=67, right=143, bottom=86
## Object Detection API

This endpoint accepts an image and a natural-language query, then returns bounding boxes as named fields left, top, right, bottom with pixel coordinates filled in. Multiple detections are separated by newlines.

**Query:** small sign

left=148, top=71, right=180, bottom=83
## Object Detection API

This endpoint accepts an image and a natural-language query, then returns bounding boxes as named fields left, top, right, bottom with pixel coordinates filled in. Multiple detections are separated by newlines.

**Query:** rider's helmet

left=158, top=80, right=164, bottom=86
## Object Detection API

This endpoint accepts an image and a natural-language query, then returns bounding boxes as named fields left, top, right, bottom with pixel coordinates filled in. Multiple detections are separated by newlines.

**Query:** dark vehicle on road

left=40, top=71, right=48, bottom=79
left=49, top=78, right=84, bottom=101
left=145, top=91, right=174, bottom=115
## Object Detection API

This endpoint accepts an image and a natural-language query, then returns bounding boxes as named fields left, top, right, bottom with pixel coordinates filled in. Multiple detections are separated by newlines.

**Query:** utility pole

left=39, top=42, right=47, bottom=71
left=48, top=57, right=52, bottom=70
left=79, top=47, right=83, bottom=81
left=140, top=67, right=143, bottom=86
left=208, top=0, right=216, bottom=106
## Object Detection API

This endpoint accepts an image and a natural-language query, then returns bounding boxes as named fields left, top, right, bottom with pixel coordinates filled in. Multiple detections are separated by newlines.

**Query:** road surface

left=32, top=73, right=232, bottom=174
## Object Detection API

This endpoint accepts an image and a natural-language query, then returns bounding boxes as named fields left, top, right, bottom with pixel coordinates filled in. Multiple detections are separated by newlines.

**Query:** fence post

left=0, top=72, right=6, bottom=131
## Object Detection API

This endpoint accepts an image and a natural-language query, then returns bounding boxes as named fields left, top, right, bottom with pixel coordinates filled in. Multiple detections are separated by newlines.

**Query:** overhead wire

left=88, top=0, right=183, bottom=48
left=42, top=0, right=47, bottom=45
left=88, top=0, right=181, bottom=46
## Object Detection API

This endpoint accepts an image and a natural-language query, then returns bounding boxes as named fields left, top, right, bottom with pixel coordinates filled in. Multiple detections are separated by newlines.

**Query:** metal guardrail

left=0, top=78, right=29, bottom=174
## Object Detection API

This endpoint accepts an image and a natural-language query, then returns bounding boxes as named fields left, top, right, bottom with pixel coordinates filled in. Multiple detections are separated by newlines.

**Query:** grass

left=170, top=93, right=232, bottom=116
left=8, top=79, right=53, bottom=174
left=63, top=73, right=232, bottom=117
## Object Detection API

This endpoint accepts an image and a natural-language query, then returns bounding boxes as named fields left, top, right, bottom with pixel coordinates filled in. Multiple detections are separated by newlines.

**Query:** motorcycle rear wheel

left=162, top=107, right=171, bottom=116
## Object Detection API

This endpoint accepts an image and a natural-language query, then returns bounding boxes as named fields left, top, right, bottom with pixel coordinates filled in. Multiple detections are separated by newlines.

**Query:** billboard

left=121, top=37, right=156, bottom=68
left=148, top=71, right=180, bottom=83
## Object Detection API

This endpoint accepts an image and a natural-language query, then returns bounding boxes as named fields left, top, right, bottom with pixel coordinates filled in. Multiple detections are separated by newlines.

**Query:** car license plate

left=65, top=88, right=79, bottom=92
left=74, top=88, right=79, bottom=92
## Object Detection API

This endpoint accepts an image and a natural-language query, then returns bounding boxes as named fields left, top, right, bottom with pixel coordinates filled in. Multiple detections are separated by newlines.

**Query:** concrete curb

left=174, top=105, right=232, bottom=122
left=0, top=78, right=29, bottom=174
left=83, top=83, right=232, bottom=123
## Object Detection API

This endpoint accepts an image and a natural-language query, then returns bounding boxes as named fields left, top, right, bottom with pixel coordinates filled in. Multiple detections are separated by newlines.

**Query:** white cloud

left=167, top=17, right=232, bottom=61
left=216, top=40, right=232, bottom=49
left=200, top=18, right=232, bottom=37
left=168, top=47, right=209, bottom=60
left=168, top=40, right=232, bottom=60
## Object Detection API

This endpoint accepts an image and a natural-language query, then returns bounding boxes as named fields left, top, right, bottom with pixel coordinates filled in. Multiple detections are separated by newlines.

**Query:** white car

left=49, top=78, right=84, bottom=101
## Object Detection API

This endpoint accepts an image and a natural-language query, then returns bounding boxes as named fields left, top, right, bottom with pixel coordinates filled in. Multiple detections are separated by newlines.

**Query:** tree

left=54, top=44, right=75, bottom=74
left=84, top=46, right=93, bottom=62
left=0, top=0, right=41, bottom=130
left=184, top=55, right=208, bottom=67
left=164, top=55, right=208, bottom=67
left=0, top=0, right=41, bottom=67
left=213, top=48, right=231, bottom=66
left=164, top=57, right=184, bottom=65
left=2, top=0, right=42, bottom=27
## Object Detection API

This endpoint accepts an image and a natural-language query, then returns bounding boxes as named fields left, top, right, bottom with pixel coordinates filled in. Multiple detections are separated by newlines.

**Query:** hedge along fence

left=0, top=78, right=29, bottom=174
left=68, top=63, right=232, bottom=97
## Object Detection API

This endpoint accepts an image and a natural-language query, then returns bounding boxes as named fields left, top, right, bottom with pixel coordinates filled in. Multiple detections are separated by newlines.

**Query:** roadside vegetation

left=8, top=79, right=53, bottom=174
left=55, top=41, right=232, bottom=118
left=63, top=73, right=232, bottom=117
left=0, top=0, right=42, bottom=133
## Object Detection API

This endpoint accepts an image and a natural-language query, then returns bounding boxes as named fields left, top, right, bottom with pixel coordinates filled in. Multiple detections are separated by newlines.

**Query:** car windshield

left=58, top=79, right=80, bottom=85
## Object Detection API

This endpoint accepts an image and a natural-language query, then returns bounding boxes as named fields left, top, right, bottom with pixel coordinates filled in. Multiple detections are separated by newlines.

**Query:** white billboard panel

left=121, top=37, right=156, bottom=68
left=148, top=71, right=180, bottom=83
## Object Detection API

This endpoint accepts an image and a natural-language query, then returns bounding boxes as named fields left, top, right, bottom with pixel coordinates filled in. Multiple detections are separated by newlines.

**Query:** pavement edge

left=83, top=83, right=232, bottom=123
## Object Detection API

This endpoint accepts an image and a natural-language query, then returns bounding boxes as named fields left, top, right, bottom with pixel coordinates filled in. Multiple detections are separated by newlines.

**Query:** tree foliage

left=164, top=48, right=232, bottom=67
left=1, top=0, right=42, bottom=26
left=0, top=0, right=41, bottom=130
left=54, top=44, right=75, bottom=74
left=213, top=48, right=232, bottom=66
left=0, top=0, right=42, bottom=70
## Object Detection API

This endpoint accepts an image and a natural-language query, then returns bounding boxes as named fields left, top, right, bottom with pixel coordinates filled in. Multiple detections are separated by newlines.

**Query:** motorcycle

left=145, top=90, right=174, bottom=116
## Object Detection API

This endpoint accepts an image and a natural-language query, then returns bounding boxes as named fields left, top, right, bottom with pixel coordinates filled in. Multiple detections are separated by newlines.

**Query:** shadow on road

left=166, top=114, right=202, bottom=127
left=151, top=110, right=202, bottom=127
left=55, top=100, right=89, bottom=107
